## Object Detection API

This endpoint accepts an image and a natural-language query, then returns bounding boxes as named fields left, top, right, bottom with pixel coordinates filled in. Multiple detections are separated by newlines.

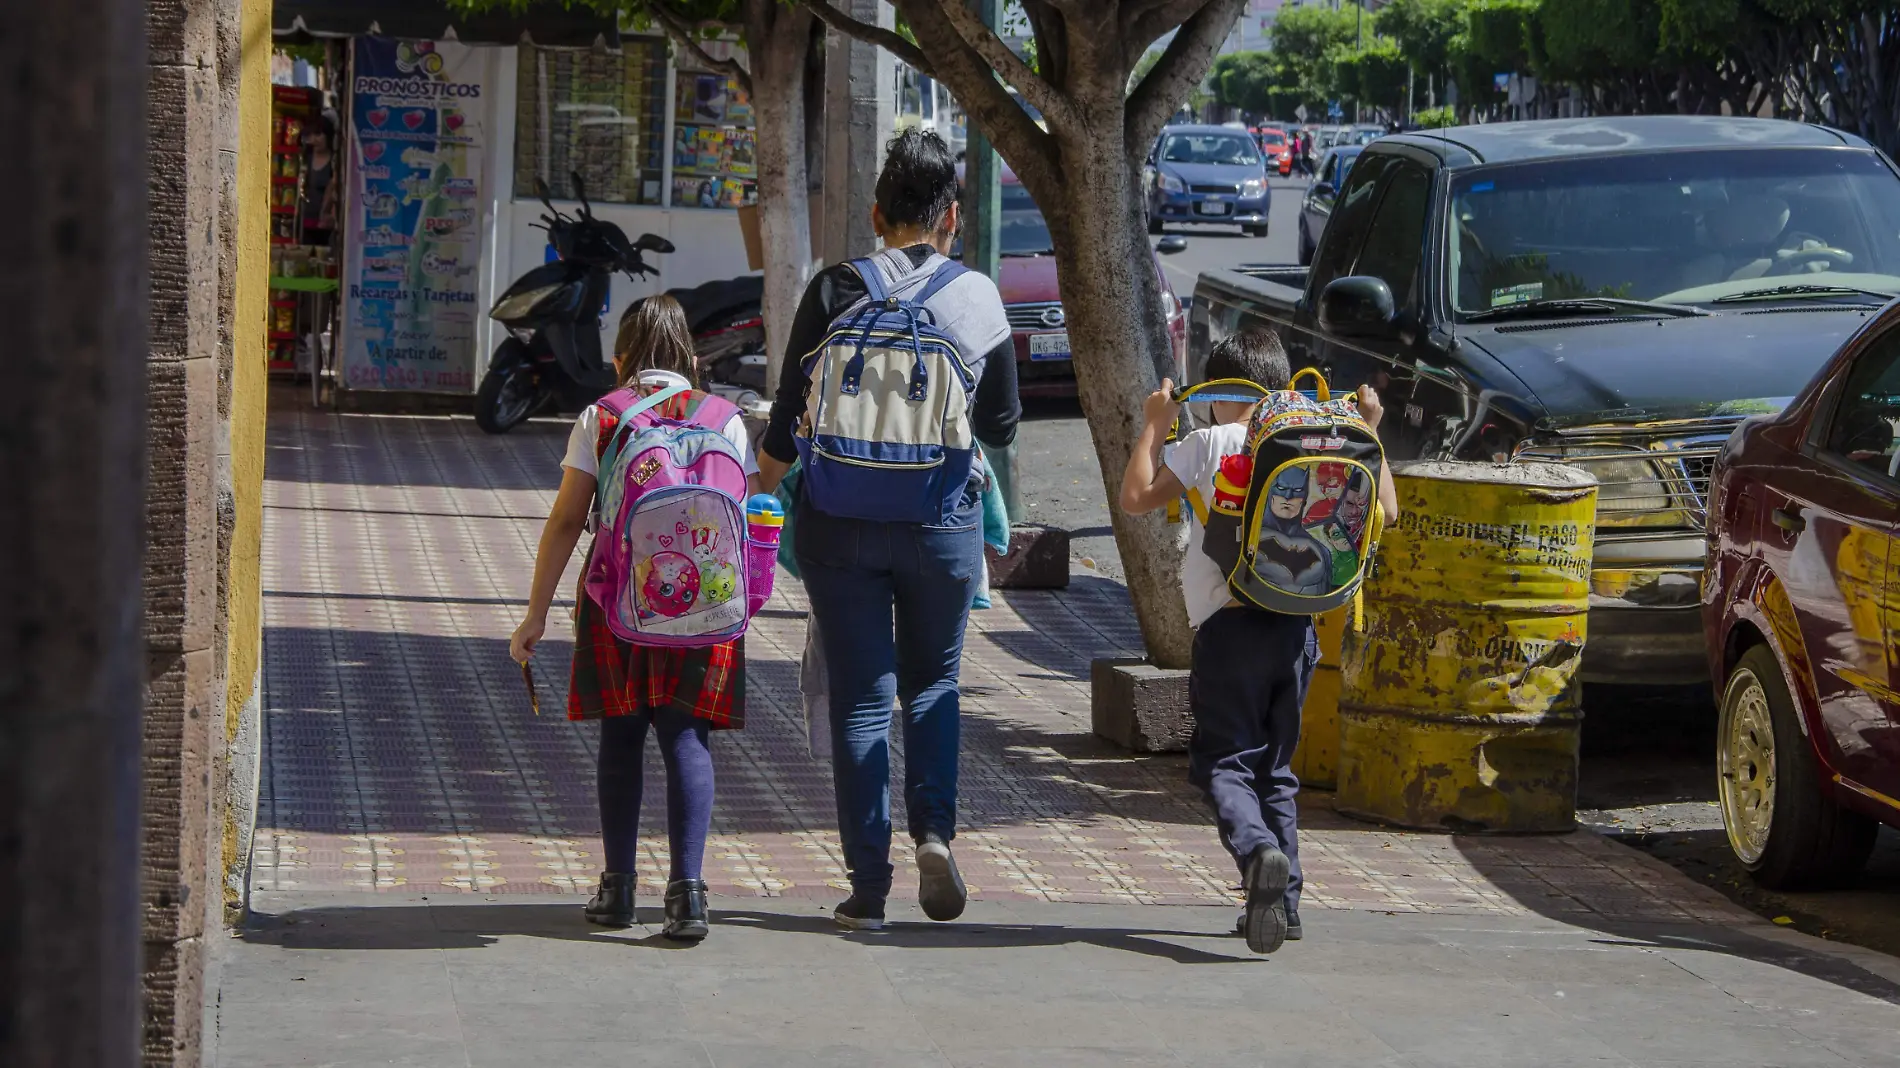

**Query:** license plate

left=1197, top=200, right=1231, bottom=216
left=1028, top=332, right=1070, bottom=361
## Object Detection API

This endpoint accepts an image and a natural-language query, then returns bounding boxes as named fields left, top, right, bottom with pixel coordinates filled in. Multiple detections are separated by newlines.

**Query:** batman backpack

left=1174, top=369, right=1384, bottom=615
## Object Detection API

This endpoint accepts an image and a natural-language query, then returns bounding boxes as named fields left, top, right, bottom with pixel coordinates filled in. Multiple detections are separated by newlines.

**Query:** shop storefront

left=271, top=1, right=757, bottom=398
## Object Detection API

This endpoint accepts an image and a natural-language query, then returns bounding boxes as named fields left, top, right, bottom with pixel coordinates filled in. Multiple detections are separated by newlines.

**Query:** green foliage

left=1413, top=105, right=1458, bottom=128
left=1464, top=0, right=1536, bottom=72
left=1374, top=0, right=1466, bottom=79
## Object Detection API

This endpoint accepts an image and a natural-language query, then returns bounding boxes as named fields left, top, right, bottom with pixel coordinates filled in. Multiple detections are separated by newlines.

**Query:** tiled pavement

left=222, top=403, right=1900, bottom=1067
left=259, top=403, right=1744, bottom=922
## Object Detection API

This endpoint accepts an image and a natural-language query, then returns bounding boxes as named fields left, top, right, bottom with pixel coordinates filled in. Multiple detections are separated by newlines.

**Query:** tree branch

left=647, top=0, right=752, bottom=94
left=1124, top=0, right=1211, bottom=55
left=1125, top=0, right=1243, bottom=154
left=801, top=0, right=938, bottom=77
left=936, top=0, right=1071, bottom=125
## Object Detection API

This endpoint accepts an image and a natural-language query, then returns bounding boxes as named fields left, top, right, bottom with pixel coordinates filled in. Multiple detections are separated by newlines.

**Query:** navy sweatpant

left=1186, top=607, right=1318, bottom=910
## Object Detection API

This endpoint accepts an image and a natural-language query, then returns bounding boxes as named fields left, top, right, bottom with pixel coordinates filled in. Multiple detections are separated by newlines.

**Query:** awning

left=273, top=0, right=619, bottom=48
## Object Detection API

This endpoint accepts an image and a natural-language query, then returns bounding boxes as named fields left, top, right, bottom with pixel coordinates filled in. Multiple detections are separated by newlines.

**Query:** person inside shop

left=301, top=111, right=339, bottom=246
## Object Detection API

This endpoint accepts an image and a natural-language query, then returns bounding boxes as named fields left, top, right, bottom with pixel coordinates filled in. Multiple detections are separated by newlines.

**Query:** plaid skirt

left=567, top=584, right=745, bottom=729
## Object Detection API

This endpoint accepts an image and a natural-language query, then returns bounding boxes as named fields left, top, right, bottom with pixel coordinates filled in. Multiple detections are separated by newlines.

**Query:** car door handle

left=1771, top=506, right=1806, bottom=534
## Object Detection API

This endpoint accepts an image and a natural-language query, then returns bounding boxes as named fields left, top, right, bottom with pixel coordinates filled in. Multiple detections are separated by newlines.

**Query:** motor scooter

left=476, top=173, right=671, bottom=433
left=476, top=174, right=771, bottom=431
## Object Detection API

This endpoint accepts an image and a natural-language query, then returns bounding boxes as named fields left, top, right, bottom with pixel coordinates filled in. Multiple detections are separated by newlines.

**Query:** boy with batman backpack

left=1120, top=330, right=1399, bottom=954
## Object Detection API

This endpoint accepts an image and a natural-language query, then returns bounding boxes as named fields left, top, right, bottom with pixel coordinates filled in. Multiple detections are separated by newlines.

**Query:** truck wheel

left=1297, top=219, right=1314, bottom=266
left=1718, top=644, right=1877, bottom=889
left=474, top=342, right=542, bottom=434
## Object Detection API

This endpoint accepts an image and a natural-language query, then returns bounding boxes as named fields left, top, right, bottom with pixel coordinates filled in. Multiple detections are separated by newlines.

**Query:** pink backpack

left=583, top=382, right=773, bottom=647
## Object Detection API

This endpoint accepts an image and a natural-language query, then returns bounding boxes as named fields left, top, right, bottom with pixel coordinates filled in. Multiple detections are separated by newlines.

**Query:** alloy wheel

left=1718, top=667, right=1778, bottom=865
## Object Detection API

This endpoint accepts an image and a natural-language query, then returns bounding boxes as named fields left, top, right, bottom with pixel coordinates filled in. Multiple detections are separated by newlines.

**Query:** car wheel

left=1244, top=224, right=1268, bottom=238
left=1297, top=218, right=1314, bottom=266
left=1148, top=213, right=1164, bottom=236
left=1718, top=645, right=1878, bottom=889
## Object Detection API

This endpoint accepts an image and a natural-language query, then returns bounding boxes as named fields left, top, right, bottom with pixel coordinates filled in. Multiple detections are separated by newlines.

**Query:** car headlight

left=1241, top=178, right=1265, bottom=197
left=491, top=283, right=565, bottom=321
left=1568, top=457, right=1693, bottom=529
left=1161, top=288, right=1181, bottom=321
left=1157, top=172, right=1186, bottom=194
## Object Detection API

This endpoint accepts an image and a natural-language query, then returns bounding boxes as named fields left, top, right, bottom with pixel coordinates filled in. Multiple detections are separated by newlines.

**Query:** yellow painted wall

left=223, top=0, right=272, bottom=908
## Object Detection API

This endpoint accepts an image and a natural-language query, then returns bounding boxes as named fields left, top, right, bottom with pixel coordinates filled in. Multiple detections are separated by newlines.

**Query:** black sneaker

left=833, top=894, right=886, bottom=931
left=915, top=833, right=967, bottom=922
left=1236, top=898, right=1302, bottom=941
left=1241, top=845, right=1290, bottom=955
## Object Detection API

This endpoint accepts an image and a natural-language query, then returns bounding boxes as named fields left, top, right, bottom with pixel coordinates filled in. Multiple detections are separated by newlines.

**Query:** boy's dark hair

left=875, top=128, right=960, bottom=234
left=1203, top=329, right=1290, bottom=390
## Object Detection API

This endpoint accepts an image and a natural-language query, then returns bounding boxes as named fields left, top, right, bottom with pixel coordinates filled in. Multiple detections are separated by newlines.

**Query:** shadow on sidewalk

left=239, top=901, right=1255, bottom=966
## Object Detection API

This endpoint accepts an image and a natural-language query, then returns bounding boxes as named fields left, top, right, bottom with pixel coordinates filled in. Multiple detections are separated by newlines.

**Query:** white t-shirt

left=561, top=371, right=760, bottom=478
left=1164, top=421, right=1249, bottom=629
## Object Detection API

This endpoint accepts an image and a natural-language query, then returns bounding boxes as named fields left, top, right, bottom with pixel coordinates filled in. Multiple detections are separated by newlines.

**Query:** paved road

left=214, top=402, right=1900, bottom=1066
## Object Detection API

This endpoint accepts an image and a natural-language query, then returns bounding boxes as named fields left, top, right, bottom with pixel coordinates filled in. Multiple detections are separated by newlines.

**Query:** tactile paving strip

left=254, top=402, right=1743, bottom=924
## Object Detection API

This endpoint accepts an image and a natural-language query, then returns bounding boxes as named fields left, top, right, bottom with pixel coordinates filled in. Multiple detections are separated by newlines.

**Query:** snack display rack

left=669, top=66, right=756, bottom=210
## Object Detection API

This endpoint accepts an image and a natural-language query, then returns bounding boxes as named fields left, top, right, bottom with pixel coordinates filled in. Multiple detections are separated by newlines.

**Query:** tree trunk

left=1030, top=120, right=1195, bottom=668
left=746, top=1, right=818, bottom=399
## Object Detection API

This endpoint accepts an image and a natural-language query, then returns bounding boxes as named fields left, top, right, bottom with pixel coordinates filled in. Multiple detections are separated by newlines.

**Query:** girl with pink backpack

left=510, top=295, right=770, bottom=941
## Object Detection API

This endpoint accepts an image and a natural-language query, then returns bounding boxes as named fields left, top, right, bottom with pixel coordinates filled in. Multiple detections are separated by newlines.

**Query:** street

left=1014, top=175, right=1900, bottom=960
left=207, top=402, right=1900, bottom=1066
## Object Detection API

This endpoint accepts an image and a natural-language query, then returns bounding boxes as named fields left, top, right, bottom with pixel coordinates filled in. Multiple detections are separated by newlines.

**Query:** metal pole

left=962, top=0, right=1022, bottom=523
left=0, top=0, right=147, bottom=1063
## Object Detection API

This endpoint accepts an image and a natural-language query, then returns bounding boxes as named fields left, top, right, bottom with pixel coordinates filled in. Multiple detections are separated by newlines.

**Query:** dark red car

left=992, top=169, right=1188, bottom=398
left=1703, top=298, right=1900, bottom=888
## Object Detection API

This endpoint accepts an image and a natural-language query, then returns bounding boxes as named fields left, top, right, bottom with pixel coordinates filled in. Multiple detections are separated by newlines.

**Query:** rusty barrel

left=1337, top=461, right=1598, bottom=833
left=1292, top=607, right=1347, bottom=789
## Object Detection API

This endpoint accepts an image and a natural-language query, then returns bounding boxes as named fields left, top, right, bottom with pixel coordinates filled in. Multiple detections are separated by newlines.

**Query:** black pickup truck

left=1190, top=116, right=1900, bottom=685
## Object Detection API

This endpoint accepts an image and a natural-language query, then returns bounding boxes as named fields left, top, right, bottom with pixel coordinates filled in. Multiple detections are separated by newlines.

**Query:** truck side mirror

left=1318, top=275, right=1396, bottom=338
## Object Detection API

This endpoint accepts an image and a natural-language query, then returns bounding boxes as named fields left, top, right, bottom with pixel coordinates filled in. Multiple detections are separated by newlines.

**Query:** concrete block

left=987, top=524, right=1069, bottom=589
left=1090, top=658, right=1192, bottom=753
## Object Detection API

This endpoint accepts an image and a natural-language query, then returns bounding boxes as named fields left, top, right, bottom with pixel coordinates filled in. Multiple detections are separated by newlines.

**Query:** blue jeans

left=1186, top=608, right=1319, bottom=910
left=796, top=496, right=982, bottom=900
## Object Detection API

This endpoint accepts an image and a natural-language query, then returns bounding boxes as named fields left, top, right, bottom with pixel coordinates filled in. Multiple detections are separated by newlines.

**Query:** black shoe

left=1235, top=898, right=1303, bottom=941
left=584, top=872, right=635, bottom=928
left=661, top=879, right=710, bottom=942
left=1241, top=845, right=1290, bottom=955
left=915, top=833, right=967, bottom=922
left=833, top=894, right=887, bottom=931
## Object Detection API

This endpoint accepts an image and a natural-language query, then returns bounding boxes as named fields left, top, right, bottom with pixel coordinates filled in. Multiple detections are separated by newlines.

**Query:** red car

left=1703, top=299, right=1900, bottom=888
left=992, top=169, right=1188, bottom=398
left=1255, top=127, right=1291, bottom=175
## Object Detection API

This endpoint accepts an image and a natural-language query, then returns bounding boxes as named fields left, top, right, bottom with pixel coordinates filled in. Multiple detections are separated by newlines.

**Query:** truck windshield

left=1001, top=182, right=1054, bottom=256
left=1161, top=133, right=1262, bottom=166
left=1449, top=148, right=1900, bottom=315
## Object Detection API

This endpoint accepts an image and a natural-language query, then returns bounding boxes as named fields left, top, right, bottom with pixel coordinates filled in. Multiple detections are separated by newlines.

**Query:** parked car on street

left=1145, top=124, right=1272, bottom=237
left=1188, top=116, right=1900, bottom=686
left=1297, top=145, right=1363, bottom=265
left=1702, top=299, right=1900, bottom=888
left=978, top=168, right=1189, bottom=398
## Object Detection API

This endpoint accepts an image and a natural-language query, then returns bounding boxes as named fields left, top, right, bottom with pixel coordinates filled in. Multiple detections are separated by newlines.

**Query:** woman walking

left=756, top=129, right=1018, bottom=930
left=511, top=296, right=758, bottom=941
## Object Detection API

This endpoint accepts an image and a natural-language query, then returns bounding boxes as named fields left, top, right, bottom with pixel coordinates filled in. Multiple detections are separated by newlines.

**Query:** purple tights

left=596, top=707, right=713, bottom=880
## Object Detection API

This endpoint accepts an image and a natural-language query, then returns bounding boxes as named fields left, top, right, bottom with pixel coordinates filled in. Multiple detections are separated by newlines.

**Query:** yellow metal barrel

left=1337, top=461, right=1598, bottom=833
left=1292, top=607, right=1346, bottom=789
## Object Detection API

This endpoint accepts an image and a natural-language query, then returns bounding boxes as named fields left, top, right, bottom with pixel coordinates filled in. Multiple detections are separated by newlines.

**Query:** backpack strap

left=597, top=382, right=691, bottom=482
left=850, top=257, right=890, bottom=304
left=914, top=259, right=969, bottom=304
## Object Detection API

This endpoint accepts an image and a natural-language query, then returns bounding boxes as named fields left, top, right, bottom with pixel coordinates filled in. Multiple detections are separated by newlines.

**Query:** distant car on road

left=1255, top=126, right=1291, bottom=174
left=1145, top=124, right=1272, bottom=238
left=1297, top=145, right=1362, bottom=265
left=1703, top=300, right=1900, bottom=889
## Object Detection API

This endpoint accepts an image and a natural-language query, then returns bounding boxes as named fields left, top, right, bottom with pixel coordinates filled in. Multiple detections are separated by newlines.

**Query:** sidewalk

left=217, top=405, right=1900, bottom=1066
